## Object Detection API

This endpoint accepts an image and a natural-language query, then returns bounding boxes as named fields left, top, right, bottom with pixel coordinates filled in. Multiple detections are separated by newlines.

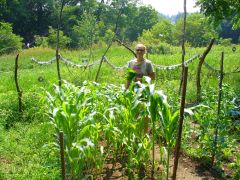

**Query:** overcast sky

left=141, top=0, right=199, bottom=16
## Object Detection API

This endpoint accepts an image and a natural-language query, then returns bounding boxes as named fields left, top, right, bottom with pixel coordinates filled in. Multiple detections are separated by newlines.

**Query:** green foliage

left=125, top=68, right=136, bottom=81
left=139, top=19, right=176, bottom=45
left=0, top=0, right=55, bottom=42
left=47, top=26, right=70, bottom=49
left=230, top=154, right=240, bottom=179
left=45, top=79, right=180, bottom=178
left=0, top=122, right=59, bottom=179
left=125, top=5, right=159, bottom=41
left=183, top=85, right=239, bottom=169
left=217, top=21, right=240, bottom=44
left=0, top=45, right=239, bottom=178
left=175, top=13, right=218, bottom=47
left=138, top=19, right=176, bottom=54
left=196, top=0, right=240, bottom=29
left=71, top=12, right=98, bottom=48
left=0, top=22, right=23, bottom=54
left=103, top=29, right=115, bottom=45
left=218, top=38, right=232, bottom=46
left=34, top=35, right=48, bottom=47
left=139, top=13, right=218, bottom=47
left=147, top=43, right=173, bottom=55
left=136, top=77, right=179, bottom=179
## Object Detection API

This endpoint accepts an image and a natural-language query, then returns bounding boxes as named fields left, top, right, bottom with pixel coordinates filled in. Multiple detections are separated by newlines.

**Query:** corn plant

left=46, top=81, right=106, bottom=178
left=45, top=79, right=183, bottom=179
left=137, top=77, right=179, bottom=179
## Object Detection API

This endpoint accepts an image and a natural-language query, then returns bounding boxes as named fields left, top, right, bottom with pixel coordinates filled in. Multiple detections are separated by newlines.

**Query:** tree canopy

left=138, top=13, right=218, bottom=47
left=0, top=22, right=23, bottom=54
left=0, top=0, right=239, bottom=52
left=196, top=0, right=240, bottom=29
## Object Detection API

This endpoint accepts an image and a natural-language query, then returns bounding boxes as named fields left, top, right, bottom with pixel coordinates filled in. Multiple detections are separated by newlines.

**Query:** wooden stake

left=95, top=8, right=123, bottom=82
left=14, top=53, right=23, bottom=117
left=211, top=51, right=224, bottom=166
left=179, top=0, right=187, bottom=95
left=196, top=38, right=215, bottom=102
left=172, top=66, right=188, bottom=180
left=56, top=0, right=65, bottom=88
left=59, top=131, right=66, bottom=180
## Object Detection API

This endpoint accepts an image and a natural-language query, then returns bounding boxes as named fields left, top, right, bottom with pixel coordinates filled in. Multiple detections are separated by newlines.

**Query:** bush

left=47, top=26, right=70, bottom=49
left=148, top=43, right=172, bottom=54
left=0, top=22, right=23, bottom=54
left=34, top=35, right=48, bottom=47
left=218, top=38, right=232, bottom=46
left=71, top=12, right=99, bottom=49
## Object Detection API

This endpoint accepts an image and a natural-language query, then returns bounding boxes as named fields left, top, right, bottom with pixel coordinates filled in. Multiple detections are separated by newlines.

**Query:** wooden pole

left=179, top=0, right=187, bottom=95
left=196, top=38, right=215, bottom=102
left=14, top=53, right=23, bottom=117
left=211, top=51, right=224, bottom=166
left=95, top=7, right=123, bottom=82
left=56, top=0, right=65, bottom=88
left=95, top=44, right=113, bottom=82
left=115, top=38, right=137, bottom=57
left=59, top=131, right=66, bottom=180
left=172, top=66, right=188, bottom=180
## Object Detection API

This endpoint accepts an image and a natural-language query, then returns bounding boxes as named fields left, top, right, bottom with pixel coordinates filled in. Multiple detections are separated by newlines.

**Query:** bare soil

left=96, top=145, right=230, bottom=179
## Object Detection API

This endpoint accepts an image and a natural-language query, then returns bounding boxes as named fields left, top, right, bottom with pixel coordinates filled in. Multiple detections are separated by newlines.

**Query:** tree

left=71, top=12, right=98, bottom=48
left=150, top=20, right=176, bottom=45
left=125, top=5, right=159, bottom=41
left=217, top=21, right=240, bottom=44
left=0, top=22, right=23, bottom=54
left=175, top=13, right=217, bottom=47
left=0, top=0, right=55, bottom=43
left=48, top=26, right=70, bottom=48
left=60, top=5, right=82, bottom=38
left=138, top=19, right=176, bottom=45
left=196, top=0, right=240, bottom=29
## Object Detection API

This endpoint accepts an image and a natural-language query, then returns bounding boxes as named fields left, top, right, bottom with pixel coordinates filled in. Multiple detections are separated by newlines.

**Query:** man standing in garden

left=125, top=43, right=155, bottom=89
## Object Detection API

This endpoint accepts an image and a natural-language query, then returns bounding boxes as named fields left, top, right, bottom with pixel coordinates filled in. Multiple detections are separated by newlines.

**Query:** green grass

left=0, top=122, right=59, bottom=179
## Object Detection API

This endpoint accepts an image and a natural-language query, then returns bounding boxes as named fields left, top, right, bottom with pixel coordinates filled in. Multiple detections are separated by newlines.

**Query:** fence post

left=55, top=0, right=65, bottom=88
left=211, top=51, right=224, bottom=166
left=172, top=65, right=188, bottom=180
left=196, top=38, right=215, bottom=102
left=14, top=53, right=23, bottom=117
left=179, top=0, right=187, bottom=95
left=59, top=131, right=66, bottom=180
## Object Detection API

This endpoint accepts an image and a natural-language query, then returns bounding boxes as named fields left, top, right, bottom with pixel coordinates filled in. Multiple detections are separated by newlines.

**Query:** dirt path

left=98, top=145, right=222, bottom=179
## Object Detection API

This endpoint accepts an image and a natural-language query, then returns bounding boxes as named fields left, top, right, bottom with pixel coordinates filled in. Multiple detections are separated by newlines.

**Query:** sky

left=141, top=0, right=199, bottom=16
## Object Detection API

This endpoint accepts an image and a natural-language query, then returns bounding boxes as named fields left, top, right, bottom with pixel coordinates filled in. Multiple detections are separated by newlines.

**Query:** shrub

left=0, top=22, right=23, bottom=54
left=47, top=26, right=70, bottom=49
left=218, top=38, right=232, bottom=46
left=34, top=35, right=48, bottom=47
left=148, top=43, right=172, bottom=54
